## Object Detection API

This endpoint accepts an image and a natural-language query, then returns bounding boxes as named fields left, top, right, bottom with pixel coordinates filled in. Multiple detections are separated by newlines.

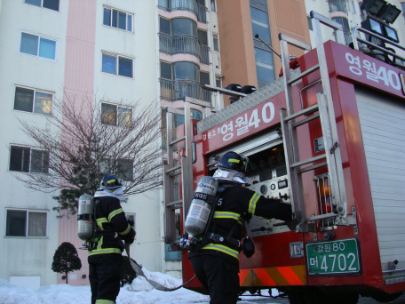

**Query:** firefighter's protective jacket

left=188, top=182, right=292, bottom=263
left=88, top=196, right=135, bottom=260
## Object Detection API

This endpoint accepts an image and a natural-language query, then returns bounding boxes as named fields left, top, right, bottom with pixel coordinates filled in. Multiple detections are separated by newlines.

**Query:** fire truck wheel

left=369, top=291, right=403, bottom=303
left=305, top=287, right=359, bottom=304
left=288, top=292, right=307, bottom=304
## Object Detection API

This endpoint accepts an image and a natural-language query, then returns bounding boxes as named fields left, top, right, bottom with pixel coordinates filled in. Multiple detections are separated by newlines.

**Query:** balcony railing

left=159, top=33, right=210, bottom=64
left=160, top=78, right=212, bottom=102
left=329, top=0, right=348, bottom=13
left=158, top=0, right=207, bottom=23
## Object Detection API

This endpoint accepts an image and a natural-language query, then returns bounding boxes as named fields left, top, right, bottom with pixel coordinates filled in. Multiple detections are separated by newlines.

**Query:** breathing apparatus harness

left=86, top=198, right=125, bottom=252
left=182, top=181, right=243, bottom=252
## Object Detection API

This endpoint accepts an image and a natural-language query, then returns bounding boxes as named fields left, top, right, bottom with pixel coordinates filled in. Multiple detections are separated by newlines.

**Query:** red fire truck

left=163, top=12, right=405, bottom=303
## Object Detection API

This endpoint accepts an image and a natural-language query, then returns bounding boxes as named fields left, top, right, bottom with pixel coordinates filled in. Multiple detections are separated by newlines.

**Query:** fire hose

left=125, top=242, right=196, bottom=292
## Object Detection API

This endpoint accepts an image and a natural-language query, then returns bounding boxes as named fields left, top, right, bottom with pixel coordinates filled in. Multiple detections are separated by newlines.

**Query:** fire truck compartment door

left=207, top=129, right=282, bottom=170
left=355, top=86, right=405, bottom=281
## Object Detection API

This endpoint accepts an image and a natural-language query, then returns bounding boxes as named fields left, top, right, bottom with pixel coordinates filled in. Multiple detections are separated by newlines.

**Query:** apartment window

left=200, top=71, right=210, bottom=87
left=126, top=214, right=136, bottom=230
left=213, top=35, right=219, bottom=51
left=332, top=17, right=352, bottom=45
left=172, top=18, right=197, bottom=36
left=198, top=30, right=208, bottom=46
left=103, top=7, right=133, bottom=32
left=160, top=17, right=171, bottom=35
left=255, top=47, right=275, bottom=87
left=101, top=103, right=132, bottom=127
left=102, top=54, right=133, bottom=78
left=9, top=146, right=49, bottom=173
left=161, top=62, right=172, bottom=79
left=250, top=6, right=271, bottom=43
left=100, top=158, right=133, bottom=181
left=6, top=209, right=47, bottom=237
left=117, top=159, right=133, bottom=181
left=172, top=109, right=202, bottom=128
left=20, top=32, right=57, bottom=60
left=215, top=76, right=222, bottom=88
left=14, top=87, right=52, bottom=114
left=25, top=0, right=59, bottom=11
left=211, top=0, right=216, bottom=11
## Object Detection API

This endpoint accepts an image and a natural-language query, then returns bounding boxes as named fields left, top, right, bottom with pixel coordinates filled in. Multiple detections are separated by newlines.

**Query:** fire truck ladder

left=279, top=11, right=349, bottom=231
left=164, top=97, right=211, bottom=245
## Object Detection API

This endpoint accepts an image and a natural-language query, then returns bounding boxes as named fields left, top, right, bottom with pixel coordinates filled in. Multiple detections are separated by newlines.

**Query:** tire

left=288, top=292, right=307, bottom=304
left=305, top=287, right=359, bottom=304
left=370, top=292, right=403, bottom=303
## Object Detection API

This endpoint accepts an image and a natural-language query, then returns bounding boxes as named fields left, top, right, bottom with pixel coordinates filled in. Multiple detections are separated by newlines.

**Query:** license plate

left=306, top=238, right=360, bottom=275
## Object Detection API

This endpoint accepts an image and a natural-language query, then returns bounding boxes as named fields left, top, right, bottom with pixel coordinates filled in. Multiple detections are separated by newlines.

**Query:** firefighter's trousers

left=190, top=255, right=240, bottom=304
left=89, top=254, right=122, bottom=304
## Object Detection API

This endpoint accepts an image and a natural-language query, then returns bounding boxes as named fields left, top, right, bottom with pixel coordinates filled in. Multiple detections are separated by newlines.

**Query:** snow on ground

left=0, top=268, right=283, bottom=304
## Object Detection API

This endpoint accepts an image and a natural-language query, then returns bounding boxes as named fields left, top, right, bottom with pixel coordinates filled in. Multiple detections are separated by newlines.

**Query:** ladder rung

left=304, top=213, right=338, bottom=222
left=166, top=200, right=183, bottom=208
left=299, top=161, right=327, bottom=173
left=169, top=136, right=185, bottom=146
left=169, top=171, right=181, bottom=177
left=288, top=64, right=320, bottom=85
left=165, top=165, right=181, bottom=174
left=290, top=154, right=326, bottom=168
left=294, top=112, right=320, bottom=128
left=284, top=104, right=319, bottom=122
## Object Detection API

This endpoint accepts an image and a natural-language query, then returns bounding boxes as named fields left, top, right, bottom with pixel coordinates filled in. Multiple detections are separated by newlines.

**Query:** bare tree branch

left=13, top=92, right=163, bottom=215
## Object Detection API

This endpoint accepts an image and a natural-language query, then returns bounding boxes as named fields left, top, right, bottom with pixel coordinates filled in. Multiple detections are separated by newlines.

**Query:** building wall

left=0, top=0, right=69, bottom=287
left=0, top=0, right=162, bottom=287
left=57, top=0, right=162, bottom=286
left=268, top=0, right=310, bottom=72
left=217, top=0, right=256, bottom=95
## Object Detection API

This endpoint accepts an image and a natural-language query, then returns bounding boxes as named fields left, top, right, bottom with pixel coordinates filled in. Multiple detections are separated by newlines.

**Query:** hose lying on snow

left=125, top=243, right=196, bottom=291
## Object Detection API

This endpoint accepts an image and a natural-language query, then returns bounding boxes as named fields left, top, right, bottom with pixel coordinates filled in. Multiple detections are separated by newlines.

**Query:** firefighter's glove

left=127, top=228, right=136, bottom=244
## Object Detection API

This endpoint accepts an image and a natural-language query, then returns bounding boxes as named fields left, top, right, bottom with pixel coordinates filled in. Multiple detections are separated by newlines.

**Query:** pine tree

left=51, top=242, right=82, bottom=284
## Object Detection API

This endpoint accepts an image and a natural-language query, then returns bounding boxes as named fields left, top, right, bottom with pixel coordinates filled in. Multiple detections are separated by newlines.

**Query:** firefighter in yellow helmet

left=188, top=151, right=294, bottom=304
left=88, top=175, right=135, bottom=304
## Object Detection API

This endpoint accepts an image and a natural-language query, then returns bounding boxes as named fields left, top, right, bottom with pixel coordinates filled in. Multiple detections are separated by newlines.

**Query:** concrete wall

left=0, top=0, right=162, bottom=287
left=0, top=0, right=68, bottom=287
left=57, top=0, right=162, bottom=285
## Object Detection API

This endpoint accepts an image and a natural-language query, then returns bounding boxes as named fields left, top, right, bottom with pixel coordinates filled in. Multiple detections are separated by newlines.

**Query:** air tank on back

left=185, top=176, right=218, bottom=237
left=77, top=194, right=94, bottom=241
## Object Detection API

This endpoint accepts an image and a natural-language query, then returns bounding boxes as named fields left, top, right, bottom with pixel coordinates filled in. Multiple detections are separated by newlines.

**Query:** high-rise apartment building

left=216, top=0, right=310, bottom=107
left=216, top=0, right=405, bottom=107
left=0, top=0, right=220, bottom=288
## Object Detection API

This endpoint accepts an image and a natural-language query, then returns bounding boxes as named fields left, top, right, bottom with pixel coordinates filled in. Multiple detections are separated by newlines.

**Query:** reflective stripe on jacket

left=189, top=183, right=292, bottom=262
left=88, top=196, right=134, bottom=258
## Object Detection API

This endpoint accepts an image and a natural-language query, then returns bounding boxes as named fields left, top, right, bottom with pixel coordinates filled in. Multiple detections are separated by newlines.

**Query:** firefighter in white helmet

left=188, top=151, right=294, bottom=304
left=88, top=174, right=135, bottom=304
